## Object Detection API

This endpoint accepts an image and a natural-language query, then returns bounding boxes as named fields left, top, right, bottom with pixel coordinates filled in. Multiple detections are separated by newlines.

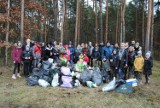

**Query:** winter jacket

left=144, top=57, right=153, bottom=75
left=92, top=48, right=100, bottom=60
left=84, top=55, right=89, bottom=63
left=82, top=48, right=89, bottom=55
left=22, top=50, right=32, bottom=62
left=33, top=44, right=41, bottom=59
left=12, top=47, right=23, bottom=63
left=65, top=49, right=71, bottom=61
left=128, top=51, right=135, bottom=66
left=88, top=45, right=94, bottom=57
left=134, top=55, right=144, bottom=72
left=118, top=49, right=128, bottom=69
left=110, top=54, right=119, bottom=68
left=45, top=46, right=52, bottom=58
left=69, top=46, right=75, bottom=61
left=52, top=47, right=60, bottom=59
left=75, top=62, right=85, bottom=72
left=102, top=45, right=113, bottom=60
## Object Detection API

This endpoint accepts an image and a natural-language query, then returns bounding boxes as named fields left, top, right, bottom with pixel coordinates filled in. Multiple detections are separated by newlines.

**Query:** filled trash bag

left=92, top=67, right=103, bottom=86
left=51, top=73, right=59, bottom=87
left=80, top=68, right=92, bottom=85
left=27, top=75, right=39, bottom=86
left=60, top=76, right=73, bottom=88
left=115, top=79, right=126, bottom=88
left=38, top=79, right=50, bottom=88
left=86, top=81, right=98, bottom=88
left=102, top=77, right=116, bottom=92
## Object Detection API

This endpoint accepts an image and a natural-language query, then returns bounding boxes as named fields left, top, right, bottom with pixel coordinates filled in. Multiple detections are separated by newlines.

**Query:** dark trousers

left=134, top=71, right=142, bottom=82
left=13, top=62, right=20, bottom=74
left=128, top=65, right=134, bottom=79
left=111, top=67, right=118, bottom=78
left=145, top=71, right=150, bottom=83
left=23, top=61, right=31, bottom=77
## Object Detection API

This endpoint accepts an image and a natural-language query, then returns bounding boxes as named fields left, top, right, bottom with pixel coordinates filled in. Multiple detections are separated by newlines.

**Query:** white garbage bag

left=38, top=79, right=50, bottom=88
left=102, top=77, right=116, bottom=92
left=51, top=73, right=59, bottom=87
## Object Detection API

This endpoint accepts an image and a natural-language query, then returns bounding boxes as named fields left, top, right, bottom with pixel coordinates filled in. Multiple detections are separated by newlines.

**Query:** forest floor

left=0, top=61, right=160, bottom=108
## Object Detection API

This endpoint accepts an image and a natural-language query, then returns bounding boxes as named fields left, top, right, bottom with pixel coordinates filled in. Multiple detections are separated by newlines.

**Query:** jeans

left=34, top=59, right=40, bottom=68
left=24, top=61, right=31, bottom=76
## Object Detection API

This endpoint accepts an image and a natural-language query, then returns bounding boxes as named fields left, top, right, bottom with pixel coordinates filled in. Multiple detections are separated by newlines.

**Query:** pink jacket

left=12, top=47, right=23, bottom=63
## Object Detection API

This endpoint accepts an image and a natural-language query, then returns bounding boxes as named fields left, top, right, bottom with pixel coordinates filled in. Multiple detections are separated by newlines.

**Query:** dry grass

left=0, top=61, right=160, bottom=108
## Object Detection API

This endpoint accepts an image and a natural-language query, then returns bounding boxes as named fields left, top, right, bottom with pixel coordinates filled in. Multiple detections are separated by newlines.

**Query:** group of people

left=11, top=38, right=153, bottom=86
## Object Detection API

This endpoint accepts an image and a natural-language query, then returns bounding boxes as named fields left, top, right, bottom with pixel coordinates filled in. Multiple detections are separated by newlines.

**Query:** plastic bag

left=80, top=69, right=92, bottom=85
left=102, top=77, right=116, bottom=92
left=51, top=73, right=59, bottom=87
left=86, top=81, right=98, bottom=88
left=92, top=67, right=103, bottom=86
left=38, top=79, right=50, bottom=87
left=126, top=79, right=137, bottom=87
left=60, top=76, right=73, bottom=88
left=27, top=75, right=39, bottom=86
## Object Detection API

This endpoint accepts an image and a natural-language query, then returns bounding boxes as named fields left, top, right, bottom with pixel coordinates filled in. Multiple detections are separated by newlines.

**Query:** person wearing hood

left=144, top=51, right=153, bottom=84
left=134, top=50, right=144, bottom=85
left=11, top=41, right=23, bottom=79
left=33, top=42, right=41, bottom=68
left=22, top=45, right=32, bottom=77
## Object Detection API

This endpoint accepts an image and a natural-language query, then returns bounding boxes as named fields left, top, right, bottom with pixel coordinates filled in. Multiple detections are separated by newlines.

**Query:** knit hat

left=137, top=51, right=142, bottom=55
left=145, top=51, right=151, bottom=58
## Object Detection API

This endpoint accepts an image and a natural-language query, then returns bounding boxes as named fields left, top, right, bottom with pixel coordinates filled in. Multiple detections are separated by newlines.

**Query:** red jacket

left=84, top=55, right=89, bottom=63
left=12, top=47, right=23, bottom=63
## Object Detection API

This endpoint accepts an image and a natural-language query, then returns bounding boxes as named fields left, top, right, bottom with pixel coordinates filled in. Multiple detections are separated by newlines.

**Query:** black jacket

left=144, top=57, right=153, bottom=75
left=128, top=51, right=135, bottom=65
left=110, top=54, right=119, bottom=68
left=21, top=50, right=32, bottom=62
left=92, top=48, right=101, bottom=60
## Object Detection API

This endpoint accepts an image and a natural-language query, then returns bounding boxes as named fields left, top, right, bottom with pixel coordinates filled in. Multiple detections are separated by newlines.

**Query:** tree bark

left=61, top=0, right=66, bottom=44
left=75, top=0, right=80, bottom=47
left=95, top=0, right=98, bottom=43
left=142, top=0, right=145, bottom=51
left=122, top=0, right=126, bottom=42
left=145, top=0, right=152, bottom=53
left=120, top=5, right=123, bottom=43
left=150, top=0, right=154, bottom=54
left=21, top=0, right=24, bottom=42
left=116, top=3, right=120, bottom=43
left=105, top=0, right=108, bottom=42
left=5, top=0, right=10, bottom=65
left=99, top=0, right=103, bottom=43
left=135, top=0, right=138, bottom=41
left=43, top=0, right=47, bottom=43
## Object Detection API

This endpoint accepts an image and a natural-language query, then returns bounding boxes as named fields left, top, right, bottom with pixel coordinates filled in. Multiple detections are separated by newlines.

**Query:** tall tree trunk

left=99, top=0, right=103, bottom=43
left=75, top=0, right=80, bottom=47
left=21, top=0, right=24, bottom=42
left=61, top=0, right=66, bottom=43
left=142, top=0, right=145, bottom=52
left=5, top=0, right=10, bottom=65
left=105, top=0, right=108, bottom=42
left=120, top=5, right=123, bottom=43
left=116, top=3, right=120, bottom=43
left=145, top=0, right=152, bottom=53
left=43, top=0, right=47, bottom=43
left=95, top=0, right=98, bottom=43
left=150, top=0, right=154, bottom=54
left=54, top=0, right=58, bottom=41
left=135, top=0, right=138, bottom=41
left=122, top=0, right=126, bottom=42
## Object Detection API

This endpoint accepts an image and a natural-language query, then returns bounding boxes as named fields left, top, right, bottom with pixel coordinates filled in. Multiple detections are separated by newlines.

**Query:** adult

left=68, top=42, right=75, bottom=64
left=113, top=43, right=119, bottom=53
left=88, top=42, right=94, bottom=66
left=74, top=44, right=82, bottom=63
left=92, top=43, right=101, bottom=67
left=102, top=41, right=113, bottom=60
left=22, top=38, right=34, bottom=51
left=32, top=42, right=41, bottom=68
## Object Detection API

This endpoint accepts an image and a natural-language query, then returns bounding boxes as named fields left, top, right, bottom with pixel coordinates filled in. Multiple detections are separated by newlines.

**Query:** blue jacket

left=102, top=46, right=113, bottom=60
left=69, top=47, right=75, bottom=60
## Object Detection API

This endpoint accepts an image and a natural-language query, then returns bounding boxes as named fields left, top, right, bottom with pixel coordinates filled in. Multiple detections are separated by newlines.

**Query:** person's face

left=121, top=43, right=125, bottom=49
left=125, top=43, right=129, bottom=48
left=113, top=50, right=116, bottom=54
left=26, top=39, right=30, bottom=44
left=115, top=43, right=118, bottom=47
left=107, top=42, right=110, bottom=46
left=129, top=47, right=133, bottom=52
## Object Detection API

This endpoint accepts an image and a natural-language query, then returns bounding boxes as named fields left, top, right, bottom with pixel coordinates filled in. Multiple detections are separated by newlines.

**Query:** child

left=144, top=51, right=153, bottom=84
left=11, top=41, right=23, bottom=79
left=83, top=53, right=89, bottom=65
left=134, top=51, right=144, bottom=85
left=101, top=58, right=111, bottom=82
left=75, top=59, right=85, bottom=72
left=110, top=49, right=119, bottom=78
left=22, top=45, right=32, bottom=77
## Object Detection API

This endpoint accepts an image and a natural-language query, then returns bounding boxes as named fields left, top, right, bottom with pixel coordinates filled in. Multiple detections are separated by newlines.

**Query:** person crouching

left=22, top=45, right=32, bottom=77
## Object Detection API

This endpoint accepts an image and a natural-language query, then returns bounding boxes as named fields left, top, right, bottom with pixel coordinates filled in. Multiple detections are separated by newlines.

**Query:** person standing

left=32, top=42, right=41, bottom=68
left=11, top=41, right=23, bottom=79
left=92, top=44, right=101, bottom=67
left=102, top=41, right=113, bottom=61
left=22, top=45, right=32, bottom=77
left=144, top=51, right=153, bottom=84
left=134, top=51, right=144, bottom=85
